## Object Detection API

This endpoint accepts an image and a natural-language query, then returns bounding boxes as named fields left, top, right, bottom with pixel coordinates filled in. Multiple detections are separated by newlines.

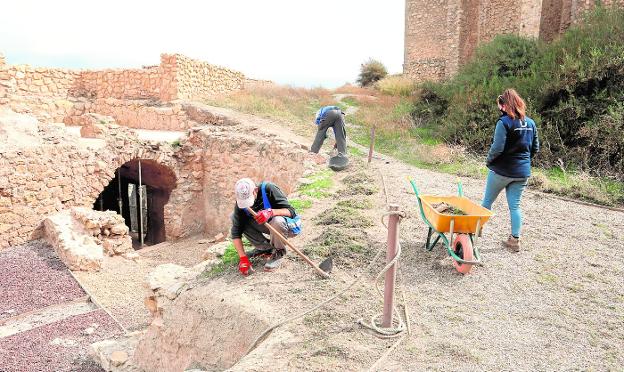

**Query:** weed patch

left=299, top=169, right=334, bottom=198
left=336, top=197, right=373, bottom=210
left=304, top=227, right=371, bottom=268
left=314, top=204, right=373, bottom=228
left=290, top=198, right=313, bottom=211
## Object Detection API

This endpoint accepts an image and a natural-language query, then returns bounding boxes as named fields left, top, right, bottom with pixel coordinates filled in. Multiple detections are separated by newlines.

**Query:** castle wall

left=405, top=0, right=623, bottom=81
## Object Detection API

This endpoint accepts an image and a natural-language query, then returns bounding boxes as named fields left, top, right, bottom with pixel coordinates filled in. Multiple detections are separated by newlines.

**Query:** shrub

left=357, top=59, right=388, bottom=87
left=412, top=7, right=624, bottom=180
left=375, top=75, right=417, bottom=97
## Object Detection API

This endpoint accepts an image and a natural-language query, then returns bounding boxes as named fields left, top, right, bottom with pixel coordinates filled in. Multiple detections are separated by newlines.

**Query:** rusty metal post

left=382, top=204, right=400, bottom=327
left=368, top=126, right=375, bottom=165
left=138, top=159, right=144, bottom=247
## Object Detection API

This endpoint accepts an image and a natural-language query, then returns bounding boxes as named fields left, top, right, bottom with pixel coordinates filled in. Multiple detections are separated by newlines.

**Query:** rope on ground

left=244, top=166, right=412, bottom=367
left=66, top=269, right=128, bottom=334
left=244, top=245, right=386, bottom=356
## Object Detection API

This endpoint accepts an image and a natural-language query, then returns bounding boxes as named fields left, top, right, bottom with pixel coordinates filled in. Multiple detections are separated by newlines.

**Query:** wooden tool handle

left=246, top=208, right=329, bottom=278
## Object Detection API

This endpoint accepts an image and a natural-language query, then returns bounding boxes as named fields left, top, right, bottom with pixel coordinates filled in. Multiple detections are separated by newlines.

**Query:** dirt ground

left=34, top=105, right=623, bottom=371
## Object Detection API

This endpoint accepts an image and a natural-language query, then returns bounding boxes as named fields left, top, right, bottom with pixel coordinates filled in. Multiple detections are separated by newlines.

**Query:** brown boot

left=502, top=235, right=520, bottom=252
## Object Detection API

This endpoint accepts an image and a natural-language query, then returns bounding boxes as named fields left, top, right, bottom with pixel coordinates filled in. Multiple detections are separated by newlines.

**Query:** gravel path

left=0, top=309, right=122, bottom=372
left=363, top=150, right=624, bottom=370
left=0, top=241, right=85, bottom=320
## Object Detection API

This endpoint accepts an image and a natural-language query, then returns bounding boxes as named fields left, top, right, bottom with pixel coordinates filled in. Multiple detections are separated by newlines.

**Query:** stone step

left=0, top=296, right=97, bottom=339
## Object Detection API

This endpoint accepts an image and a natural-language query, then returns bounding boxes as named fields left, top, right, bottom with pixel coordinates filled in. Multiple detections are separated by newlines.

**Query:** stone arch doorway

left=94, top=159, right=177, bottom=246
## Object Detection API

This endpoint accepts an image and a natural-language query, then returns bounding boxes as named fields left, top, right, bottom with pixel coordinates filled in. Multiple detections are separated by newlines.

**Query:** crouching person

left=231, top=178, right=301, bottom=275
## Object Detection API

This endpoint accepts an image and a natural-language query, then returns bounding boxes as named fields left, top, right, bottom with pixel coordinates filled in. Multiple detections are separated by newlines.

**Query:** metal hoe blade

left=319, top=257, right=333, bottom=274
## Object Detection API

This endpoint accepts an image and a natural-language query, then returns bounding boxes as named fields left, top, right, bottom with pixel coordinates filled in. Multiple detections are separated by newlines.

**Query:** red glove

left=239, top=256, right=251, bottom=276
left=254, top=209, right=273, bottom=224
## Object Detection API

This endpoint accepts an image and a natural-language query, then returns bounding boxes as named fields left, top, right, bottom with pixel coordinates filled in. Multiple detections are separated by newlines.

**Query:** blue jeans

left=481, top=170, right=528, bottom=238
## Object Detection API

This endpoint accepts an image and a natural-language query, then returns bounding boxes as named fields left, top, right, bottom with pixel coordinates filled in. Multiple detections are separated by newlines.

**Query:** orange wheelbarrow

left=408, top=178, right=493, bottom=274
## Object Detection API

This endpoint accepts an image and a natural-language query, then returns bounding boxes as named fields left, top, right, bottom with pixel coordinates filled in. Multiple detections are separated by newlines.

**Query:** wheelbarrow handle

left=407, top=177, right=420, bottom=197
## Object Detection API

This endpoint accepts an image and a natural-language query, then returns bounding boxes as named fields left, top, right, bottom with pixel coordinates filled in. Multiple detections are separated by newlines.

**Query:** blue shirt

left=315, top=106, right=341, bottom=125
left=486, top=115, right=540, bottom=178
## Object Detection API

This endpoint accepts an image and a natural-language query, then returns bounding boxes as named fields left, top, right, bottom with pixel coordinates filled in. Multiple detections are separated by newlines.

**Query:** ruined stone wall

left=200, top=132, right=306, bottom=237
left=405, top=0, right=624, bottom=81
left=0, top=118, right=204, bottom=248
left=0, top=63, right=80, bottom=100
left=76, top=67, right=161, bottom=100
left=0, top=52, right=245, bottom=122
left=171, top=54, right=244, bottom=101
left=0, top=109, right=306, bottom=249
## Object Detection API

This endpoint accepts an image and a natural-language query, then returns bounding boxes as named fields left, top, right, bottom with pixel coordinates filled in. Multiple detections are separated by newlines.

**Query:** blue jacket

left=486, top=115, right=539, bottom=178
left=315, top=106, right=342, bottom=125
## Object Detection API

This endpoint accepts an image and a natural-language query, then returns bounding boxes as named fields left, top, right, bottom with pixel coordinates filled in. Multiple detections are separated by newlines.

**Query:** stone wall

left=0, top=108, right=305, bottom=250
left=0, top=53, right=245, bottom=115
left=201, top=131, right=306, bottom=235
left=0, top=113, right=202, bottom=248
left=0, top=63, right=79, bottom=99
left=76, top=67, right=161, bottom=100
left=172, top=54, right=244, bottom=101
left=404, top=0, right=624, bottom=81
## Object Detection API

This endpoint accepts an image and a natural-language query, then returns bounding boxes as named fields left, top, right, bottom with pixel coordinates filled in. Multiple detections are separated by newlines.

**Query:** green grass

left=340, top=96, right=359, bottom=107
left=348, top=146, right=365, bottom=157
left=289, top=198, right=313, bottom=211
left=203, top=238, right=251, bottom=277
left=298, top=169, right=334, bottom=198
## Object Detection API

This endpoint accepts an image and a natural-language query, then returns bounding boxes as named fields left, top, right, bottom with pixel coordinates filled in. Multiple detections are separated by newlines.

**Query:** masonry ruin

left=0, top=52, right=306, bottom=259
left=403, top=0, right=624, bottom=81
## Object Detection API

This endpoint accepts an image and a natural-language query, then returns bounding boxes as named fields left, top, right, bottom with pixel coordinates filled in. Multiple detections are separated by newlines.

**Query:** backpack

left=259, top=182, right=302, bottom=236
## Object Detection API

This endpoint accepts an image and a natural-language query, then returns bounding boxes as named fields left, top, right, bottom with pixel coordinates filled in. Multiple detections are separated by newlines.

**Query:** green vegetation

left=170, top=139, right=181, bottom=148
left=357, top=59, right=387, bottom=87
left=314, top=204, right=373, bottom=228
left=304, top=227, right=371, bottom=268
left=412, top=7, right=624, bottom=183
left=299, top=169, right=334, bottom=198
left=375, top=75, right=417, bottom=97
left=289, top=198, right=313, bottom=211
left=203, top=84, right=334, bottom=136
left=203, top=238, right=251, bottom=277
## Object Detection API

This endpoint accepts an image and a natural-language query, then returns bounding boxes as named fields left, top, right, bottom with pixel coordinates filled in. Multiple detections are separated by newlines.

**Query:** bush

left=375, top=75, right=417, bottom=97
left=357, top=59, right=387, bottom=87
left=412, top=7, right=624, bottom=179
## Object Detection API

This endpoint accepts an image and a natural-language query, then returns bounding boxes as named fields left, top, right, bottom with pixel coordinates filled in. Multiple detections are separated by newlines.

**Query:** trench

left=94, top=159, right=176, bottom=247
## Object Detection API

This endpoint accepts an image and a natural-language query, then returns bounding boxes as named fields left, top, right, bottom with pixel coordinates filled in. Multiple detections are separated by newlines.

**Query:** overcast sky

left=0, top=1, right=405, bottom=88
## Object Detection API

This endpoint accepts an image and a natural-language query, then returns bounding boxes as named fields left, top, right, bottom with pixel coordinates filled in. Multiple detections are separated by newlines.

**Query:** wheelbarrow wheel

left=452, top=234, right=473, bottom=274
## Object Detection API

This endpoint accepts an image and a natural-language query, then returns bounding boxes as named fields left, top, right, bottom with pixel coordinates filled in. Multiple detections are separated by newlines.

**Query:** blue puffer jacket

left=486, top=114, right=540, bottom=178
left=315, top=106, right=342, bottom=125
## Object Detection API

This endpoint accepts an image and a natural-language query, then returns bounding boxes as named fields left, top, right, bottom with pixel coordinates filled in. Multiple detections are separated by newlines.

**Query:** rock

left=202, top=241, right=229, bottom=261
left=146, top=264, right=192, bottom=291
left=110, top=350, right=129, bottom=367
left=110, top=223, right=129, bottom=235
left=42, top=212, right=103, bottom=272
left=50, top=338, right=78, bottom=347
left=213, top=232, right=225, bottom=242
left=83, top=327, right=96, bottom=335
left=122, top=251, right=140, bottom=262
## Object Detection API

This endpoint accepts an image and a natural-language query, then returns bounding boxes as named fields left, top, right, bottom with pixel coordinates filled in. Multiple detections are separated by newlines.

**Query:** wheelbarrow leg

left=425, top=227, right=441, bottom=251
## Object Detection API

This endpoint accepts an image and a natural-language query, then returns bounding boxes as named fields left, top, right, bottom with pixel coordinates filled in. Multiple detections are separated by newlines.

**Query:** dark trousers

left=310, top=109, right=347, bottom=155
left=238, top=216, right=293, bottom=251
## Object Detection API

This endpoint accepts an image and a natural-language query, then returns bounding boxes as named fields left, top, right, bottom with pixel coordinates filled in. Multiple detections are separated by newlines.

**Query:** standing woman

left=482, top=89, right=539, bottom=252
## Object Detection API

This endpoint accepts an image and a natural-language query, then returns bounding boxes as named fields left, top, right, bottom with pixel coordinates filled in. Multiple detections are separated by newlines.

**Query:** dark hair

left=496, top=89, right=526, bottom=120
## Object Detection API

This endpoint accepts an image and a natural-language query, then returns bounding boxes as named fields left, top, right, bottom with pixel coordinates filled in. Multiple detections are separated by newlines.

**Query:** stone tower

left=404, top=0, right=624, bottom=81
